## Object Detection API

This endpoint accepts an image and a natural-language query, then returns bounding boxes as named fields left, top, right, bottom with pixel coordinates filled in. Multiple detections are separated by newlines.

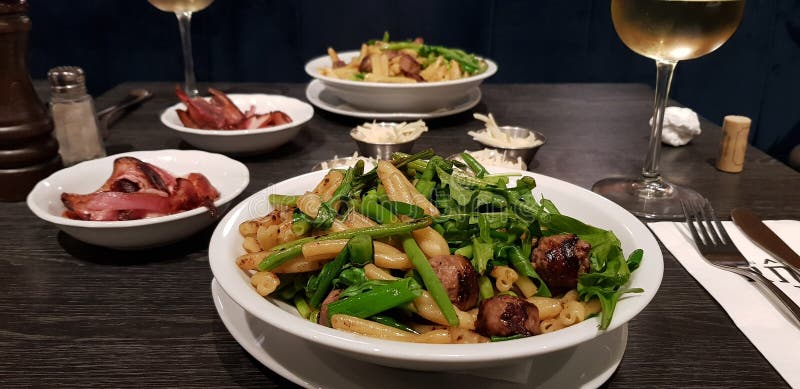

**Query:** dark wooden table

left=2, top=82, right=798, bottom=388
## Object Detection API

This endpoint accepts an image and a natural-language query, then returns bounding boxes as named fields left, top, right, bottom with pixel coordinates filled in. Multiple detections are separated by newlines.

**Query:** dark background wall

left=26, top=1, right=800, bottom=165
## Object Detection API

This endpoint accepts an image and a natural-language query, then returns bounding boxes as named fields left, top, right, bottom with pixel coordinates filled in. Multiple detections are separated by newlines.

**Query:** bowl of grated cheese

left=350, top=120, right=428, bottom=159
left=467, top=113, right=546, bottom=164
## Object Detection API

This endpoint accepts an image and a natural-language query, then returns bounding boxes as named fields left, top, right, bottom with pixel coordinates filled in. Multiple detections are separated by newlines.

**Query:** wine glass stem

left=175, top=11, right=198, bottom=97
left=642, top=60, right=677, bottom=182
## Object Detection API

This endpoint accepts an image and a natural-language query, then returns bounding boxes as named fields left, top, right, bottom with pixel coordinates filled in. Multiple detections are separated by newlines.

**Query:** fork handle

left=730, top=267, right=800, bottom=330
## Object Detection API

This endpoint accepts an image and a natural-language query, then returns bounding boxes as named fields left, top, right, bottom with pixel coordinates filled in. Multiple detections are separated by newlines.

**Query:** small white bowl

left=27, top=149, right=249, bottom=249
left=160, top=94, right=314, bottom=155
left=305, top=51, right=497, bottom=112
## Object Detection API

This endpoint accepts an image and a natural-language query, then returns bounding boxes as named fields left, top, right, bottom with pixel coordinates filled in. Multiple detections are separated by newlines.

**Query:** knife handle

left=731, top=266, right=800, bottom=330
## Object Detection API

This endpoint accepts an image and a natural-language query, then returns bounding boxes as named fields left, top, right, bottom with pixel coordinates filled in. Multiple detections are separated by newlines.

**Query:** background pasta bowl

left=208, top=167, right=663, bottom=371
left=27, top=149, right=249, bottom=250
left=304, top=51, right=497, bottom=113
left=160, top=94, right=314, bottom=155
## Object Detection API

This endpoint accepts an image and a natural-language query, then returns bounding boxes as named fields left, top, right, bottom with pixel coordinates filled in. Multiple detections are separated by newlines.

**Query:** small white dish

left=305, top=50, right=496, bottom=113
left=160, top=94, right=314, bottom=155
left=212, top=278, right=627, bottom=389
left=27, top=149, right=249, bottom=249
left=306, top=79, right=481, bottom=120
left=208, top=167, right=663, bottom=371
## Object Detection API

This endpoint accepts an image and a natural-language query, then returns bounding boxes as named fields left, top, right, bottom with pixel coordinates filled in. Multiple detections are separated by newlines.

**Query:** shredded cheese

left=455, top=149, right=526, bottom=170
left=350, top=120, right=428, bottom=144
left=468, top=113, right=543, bottom=148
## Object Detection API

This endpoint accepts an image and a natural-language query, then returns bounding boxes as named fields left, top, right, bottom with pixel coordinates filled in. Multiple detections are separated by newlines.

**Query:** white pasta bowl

left=208, top=167, right=663, bottom=371
left=160, top=94, right=314, bottom=155
left=27, top=149, right=249, bottom=249
left=304, top=50, right=497, bottom=113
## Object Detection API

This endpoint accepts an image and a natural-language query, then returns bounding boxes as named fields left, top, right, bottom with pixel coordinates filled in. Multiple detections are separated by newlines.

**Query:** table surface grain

left=2, top=82, right=798, bottom=388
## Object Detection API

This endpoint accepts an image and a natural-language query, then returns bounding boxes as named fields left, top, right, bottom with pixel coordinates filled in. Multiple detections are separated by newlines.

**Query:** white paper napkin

left=649, top=220, right=800, bottom=388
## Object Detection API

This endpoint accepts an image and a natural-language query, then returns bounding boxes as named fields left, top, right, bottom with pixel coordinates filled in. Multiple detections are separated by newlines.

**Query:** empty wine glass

left=592, top=0, right=745, bottom=219
left=148, top=0, right=214, bottom=97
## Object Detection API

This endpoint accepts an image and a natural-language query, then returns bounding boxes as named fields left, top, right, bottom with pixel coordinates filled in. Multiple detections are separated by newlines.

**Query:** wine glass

left=148, top=0, right=214, bottom=97
left=592, top=0, right=745, bottom=219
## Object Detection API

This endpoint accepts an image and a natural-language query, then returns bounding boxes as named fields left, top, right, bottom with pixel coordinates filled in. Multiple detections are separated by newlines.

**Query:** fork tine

left=698, top=200, right=722, bottom=246
left=706, top=202, right=731, bottom=245
left=681, top=200, right=704, bottom=246
left=690, top=200, right=713, bottom=245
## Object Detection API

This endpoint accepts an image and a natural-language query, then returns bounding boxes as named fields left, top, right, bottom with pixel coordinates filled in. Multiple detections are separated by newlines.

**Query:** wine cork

left=716, top=115, right=751, bottom=173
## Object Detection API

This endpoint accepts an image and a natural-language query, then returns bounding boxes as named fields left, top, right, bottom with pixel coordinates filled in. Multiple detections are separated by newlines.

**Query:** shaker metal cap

left=47, top=66, right=87, bottom=94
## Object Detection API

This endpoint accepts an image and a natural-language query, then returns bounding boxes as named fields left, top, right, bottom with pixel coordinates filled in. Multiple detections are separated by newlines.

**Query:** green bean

left=383, top=201, right=425, bottom=219
left=294, top=295, right=312, bottom=319
left=291, top=211, right=311, bottom=236
left=361, top=197, right=460, bottom=327
left=369, top=315, right=419, bottom=334
left=308, top=245, right=349, bottom=308
left=326, top=278, right=421, bottom=320
left=347, top=234, right=374, bottom=266
left=460, top=152, right=488, bottom=178
left=402, top=236, right=460, bottom=327
left=258, top=217, right=432, bottom=271
left=478, top=275, right=494, bottom=300
left=268, top=194, right=298, bottom=207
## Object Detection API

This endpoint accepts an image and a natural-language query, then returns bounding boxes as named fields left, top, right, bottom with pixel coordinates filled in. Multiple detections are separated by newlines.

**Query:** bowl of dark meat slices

left=160, top=87, right=314, bottom=155
left=27, top=149, right=249, bottom=249
left=208, top=160, right=663, bottom=373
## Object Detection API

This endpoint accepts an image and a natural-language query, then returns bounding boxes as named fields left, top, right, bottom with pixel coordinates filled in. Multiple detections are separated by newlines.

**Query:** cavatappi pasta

left=235, top=150, right=644, bottom=344
left=319, top=35, right=488, bottom=84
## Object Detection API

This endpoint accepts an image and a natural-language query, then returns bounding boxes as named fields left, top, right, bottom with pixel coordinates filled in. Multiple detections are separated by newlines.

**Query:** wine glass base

left=591, top=177, right=704, bottom=220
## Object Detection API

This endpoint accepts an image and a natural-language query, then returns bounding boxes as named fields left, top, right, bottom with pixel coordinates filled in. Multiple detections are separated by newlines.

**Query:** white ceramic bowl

left=160, top=94, right=314, bottom=155
left=304, top=50, right=497, bottom=112
left=208, top=167, right=663, bottom=371
left=27, top=149, right=249, bottom=249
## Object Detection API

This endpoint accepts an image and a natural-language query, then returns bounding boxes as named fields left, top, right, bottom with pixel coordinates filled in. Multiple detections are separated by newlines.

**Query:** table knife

left=731, top=208, right=800, bottom=275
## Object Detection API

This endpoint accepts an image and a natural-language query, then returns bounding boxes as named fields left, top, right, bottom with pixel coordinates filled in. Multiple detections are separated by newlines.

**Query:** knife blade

left=731, top=208, right=800, bottom=276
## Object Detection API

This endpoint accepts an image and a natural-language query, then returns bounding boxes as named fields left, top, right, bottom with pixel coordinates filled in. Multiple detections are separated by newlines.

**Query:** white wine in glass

left=593, top=0, right=745, bottom=219
left=148, top=0, right=214, bottom=97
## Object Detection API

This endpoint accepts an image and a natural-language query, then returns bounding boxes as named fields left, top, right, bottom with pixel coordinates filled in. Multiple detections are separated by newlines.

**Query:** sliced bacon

left=209, top=88, right=245, bottom=127
left=61, top=156, right=220, bottom=221
left=174, top=86, right=291, bottom=130
left=61, top=192, right=173, bottom=221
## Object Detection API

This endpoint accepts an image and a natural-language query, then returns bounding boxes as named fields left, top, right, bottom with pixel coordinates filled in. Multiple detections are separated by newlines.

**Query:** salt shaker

left=48, top=66, right=106, bottom=166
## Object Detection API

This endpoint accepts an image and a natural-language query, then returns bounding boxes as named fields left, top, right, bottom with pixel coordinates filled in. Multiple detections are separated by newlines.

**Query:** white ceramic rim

left=26, top=149, right=250, bottom=229
left=304, top=50, right=498, bottom=88
left=305, top=80, right=483, bottom=120
left=160, top=94, right=314, bottom=136
left=209, top=167, right=663, bottom=365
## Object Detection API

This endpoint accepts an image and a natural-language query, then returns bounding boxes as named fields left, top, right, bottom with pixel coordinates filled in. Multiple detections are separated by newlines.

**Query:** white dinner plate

left=305, top=79, right=482, bottom=120
left=212, top=278, right=627, bottom=389
left=208, top=167, right=663, bottom=371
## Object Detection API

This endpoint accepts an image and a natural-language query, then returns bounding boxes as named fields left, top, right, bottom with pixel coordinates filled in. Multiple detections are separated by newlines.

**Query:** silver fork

left=682, top=199, right=800, bottom=329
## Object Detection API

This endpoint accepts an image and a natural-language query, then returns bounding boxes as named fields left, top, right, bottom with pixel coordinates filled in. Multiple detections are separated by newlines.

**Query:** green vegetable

left=370, top=315, right=418, bottom=334
left=291, top=210, right=312, bottom=236
left=294, top=295, right=312, bottom=319
left=308, top=243, right=350, bottom=308
left=258, top=217, right=433, bottom=271
left=490, top=334, right=526, bottom=342
left=268, top=194, right=298, bottom=207
left=383, top=201, right=425, bottom=219
left=326, top=278, right=422, bottom=321
left=460, top=152, right=488, bottom=178
left=506, top=246, right=551, bottom=297
left=478, top=275, right=494, bottom=300
left=347, top=234, right=374, bottom=266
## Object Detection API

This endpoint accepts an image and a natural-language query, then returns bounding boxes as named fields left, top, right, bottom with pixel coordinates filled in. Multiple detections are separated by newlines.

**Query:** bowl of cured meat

left=304, top=36, right=497, bottom=112
left=160, top=87, right=314, bottom=155
left=27, top=149, right=249, bottom=249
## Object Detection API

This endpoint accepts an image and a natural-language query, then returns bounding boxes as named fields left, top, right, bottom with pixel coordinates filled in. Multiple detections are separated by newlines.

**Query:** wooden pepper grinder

left=0, top=0, right=62, bottom=201
left=716, top=115, right=751, bottom=173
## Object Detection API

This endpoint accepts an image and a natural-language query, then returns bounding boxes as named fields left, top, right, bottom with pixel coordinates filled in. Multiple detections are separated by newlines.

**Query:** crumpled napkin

left=648, top=220, right=800, bottom=388
left=650, top=106, right=702, bottom=146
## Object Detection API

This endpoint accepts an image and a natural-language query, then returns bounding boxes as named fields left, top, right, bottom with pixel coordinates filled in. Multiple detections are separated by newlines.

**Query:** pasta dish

left=319, top=33, right=489, bottom=83
left=235, top=150, right=643, bottom=344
